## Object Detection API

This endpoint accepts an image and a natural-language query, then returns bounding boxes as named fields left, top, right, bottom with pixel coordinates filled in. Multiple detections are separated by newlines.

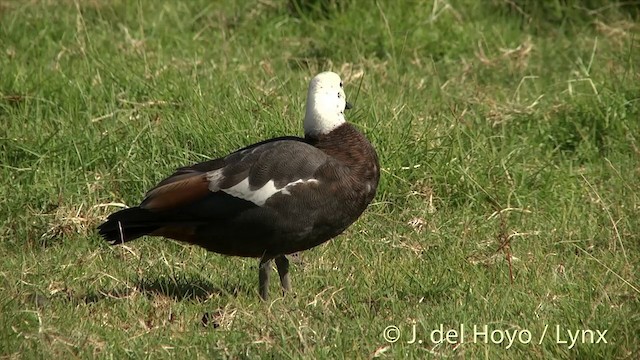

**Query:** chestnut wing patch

left=140, top=173, right=210, bottom=211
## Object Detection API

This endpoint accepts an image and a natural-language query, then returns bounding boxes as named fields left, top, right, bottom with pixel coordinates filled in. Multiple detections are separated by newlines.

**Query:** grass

left=1, top=0, right=639, bottom=358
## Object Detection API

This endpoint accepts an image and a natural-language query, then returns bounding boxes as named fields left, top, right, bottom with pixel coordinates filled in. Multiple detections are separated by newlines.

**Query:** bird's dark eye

left=339, top=82, right=343, bottom=88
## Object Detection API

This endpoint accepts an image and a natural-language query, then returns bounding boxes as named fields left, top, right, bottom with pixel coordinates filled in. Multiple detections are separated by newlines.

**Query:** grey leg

left=258, top=257, right=272, bottom=301
left=275, top=255, right=291, bottom=293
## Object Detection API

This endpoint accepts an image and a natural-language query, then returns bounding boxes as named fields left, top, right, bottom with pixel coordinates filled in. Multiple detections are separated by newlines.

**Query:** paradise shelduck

left=98, top=72, right=380, bottom=300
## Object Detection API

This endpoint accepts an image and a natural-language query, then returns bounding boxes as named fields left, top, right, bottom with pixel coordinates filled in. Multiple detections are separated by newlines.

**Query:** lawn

left=1, top=0, right=639, bottom=358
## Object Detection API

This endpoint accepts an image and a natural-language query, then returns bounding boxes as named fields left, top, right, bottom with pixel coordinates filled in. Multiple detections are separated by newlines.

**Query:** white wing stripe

left=221, top=178, right=319, bottom=206
left=281, top=179, right=319, bottom=195
left=206, top=169, right=224, bottom=192
left=223, top=178, right=279, bottom=206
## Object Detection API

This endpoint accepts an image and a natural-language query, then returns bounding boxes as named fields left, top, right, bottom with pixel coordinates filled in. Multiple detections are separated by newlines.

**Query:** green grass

left=1, top=0, right=639, bottom=358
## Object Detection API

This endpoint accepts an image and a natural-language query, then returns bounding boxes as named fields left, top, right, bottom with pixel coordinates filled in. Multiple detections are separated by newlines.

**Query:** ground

left=0, top=0, right=639, bottom=358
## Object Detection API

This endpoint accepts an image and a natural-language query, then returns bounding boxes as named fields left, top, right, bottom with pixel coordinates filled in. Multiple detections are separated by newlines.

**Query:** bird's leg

left=258, top=256, right=272, bottom=301
left=275, top=255, right=291, bottom=294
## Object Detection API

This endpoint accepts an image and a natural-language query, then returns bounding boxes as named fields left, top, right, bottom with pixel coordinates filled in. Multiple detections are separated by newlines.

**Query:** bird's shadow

left=77, top=274, right=255, bottom=304
left=29, top=256, right=307, bottom=306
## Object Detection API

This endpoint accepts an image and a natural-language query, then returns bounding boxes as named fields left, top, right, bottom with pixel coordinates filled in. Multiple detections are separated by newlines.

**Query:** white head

left=303, top=72, right=351, bottom=137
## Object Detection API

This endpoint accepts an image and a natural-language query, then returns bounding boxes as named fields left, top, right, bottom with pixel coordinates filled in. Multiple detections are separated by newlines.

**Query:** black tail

left=97, top=207, right=162, bottom=245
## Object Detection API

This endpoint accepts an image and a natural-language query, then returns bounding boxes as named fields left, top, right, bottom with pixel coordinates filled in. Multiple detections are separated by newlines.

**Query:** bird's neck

left=306, top=123, right=379, bottom=179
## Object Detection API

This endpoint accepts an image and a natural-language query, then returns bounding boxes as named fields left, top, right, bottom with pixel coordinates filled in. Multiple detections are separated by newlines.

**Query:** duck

left=97, top=72, right=380, bottom=300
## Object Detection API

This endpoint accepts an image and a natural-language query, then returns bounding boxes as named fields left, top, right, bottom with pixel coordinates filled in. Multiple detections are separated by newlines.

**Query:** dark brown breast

left=308, top=123, right=380, bottom=215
